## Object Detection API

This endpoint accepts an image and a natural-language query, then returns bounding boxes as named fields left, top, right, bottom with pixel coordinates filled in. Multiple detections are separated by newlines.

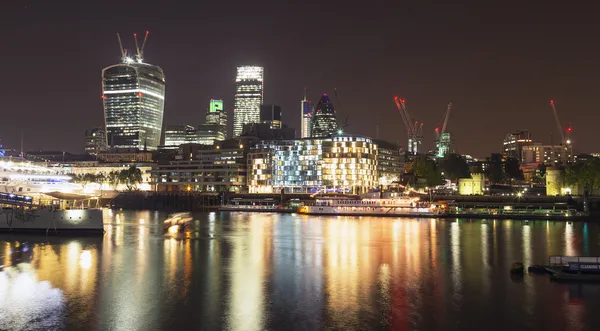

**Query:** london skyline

left=1, top=1, right=599, bottom=157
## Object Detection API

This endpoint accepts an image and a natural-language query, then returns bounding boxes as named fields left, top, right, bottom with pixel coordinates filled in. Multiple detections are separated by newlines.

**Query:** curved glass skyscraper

left=310, top=94, right=338, bottom=138
left=102, top=60, right=166, bottom=150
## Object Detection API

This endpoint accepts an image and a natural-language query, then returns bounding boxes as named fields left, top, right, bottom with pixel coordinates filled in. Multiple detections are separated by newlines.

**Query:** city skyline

left=2, top=1, right=599, bottom=157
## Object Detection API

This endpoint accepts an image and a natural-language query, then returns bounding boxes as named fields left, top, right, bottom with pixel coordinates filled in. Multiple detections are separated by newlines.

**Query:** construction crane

left=393, top=97, right=423, bottom=154
left=435, top=102, right=452, bottom=140
left=133, top=31, right=150, bottom=63
left=434, top=102, right=453, bottom=158
left=549, top=100, right=565, bottom=146
left=116, top=33, right=127, bottom=62
left=549, top=100, right=572, bottom=163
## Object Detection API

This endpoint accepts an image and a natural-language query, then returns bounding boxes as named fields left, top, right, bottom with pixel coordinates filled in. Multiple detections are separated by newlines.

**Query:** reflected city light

left=80, top=250, right=92, bottom=270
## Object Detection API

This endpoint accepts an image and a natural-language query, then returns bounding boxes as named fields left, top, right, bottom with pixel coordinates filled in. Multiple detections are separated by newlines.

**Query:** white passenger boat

left=0, top=206, right=104, bottom=233
left=298, top=195, right=446, bottom=217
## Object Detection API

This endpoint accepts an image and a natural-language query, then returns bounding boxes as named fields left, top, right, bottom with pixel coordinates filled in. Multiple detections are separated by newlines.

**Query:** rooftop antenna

left=116, top=33, right=127, bottom=62
left=303, top=87, right=307, bottom=101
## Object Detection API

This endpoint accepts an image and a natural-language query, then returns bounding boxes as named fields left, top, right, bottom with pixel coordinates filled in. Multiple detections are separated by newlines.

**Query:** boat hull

left=298, top=206, right=441, bottom=217
left=0, top=209, right=104, bottom=234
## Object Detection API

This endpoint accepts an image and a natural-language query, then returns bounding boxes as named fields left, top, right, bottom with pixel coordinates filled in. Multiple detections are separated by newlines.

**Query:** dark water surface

left=1, top=210, right=600, bottom=330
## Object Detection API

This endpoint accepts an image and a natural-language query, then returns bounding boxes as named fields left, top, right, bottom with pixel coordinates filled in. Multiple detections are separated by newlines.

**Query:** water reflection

left=0, top=212, right=598, bottom=330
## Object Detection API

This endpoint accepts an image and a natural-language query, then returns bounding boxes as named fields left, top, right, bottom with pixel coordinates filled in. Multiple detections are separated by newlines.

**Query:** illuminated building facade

left=102, top=61, right=166, bottom=151
left=301, top=91, right=313, bottom=138
left=205, top=99, right=227, bottom=139
left=502, top=130, right=532, bottom=162
left=151, top=139, right=250, bottom=192
left=310, top=94, right=338, bottom=138
left=233, top=66, right=264, bottom=137
left=248, top=136, right=377, bottom=193
left=260, top=104, right=282, bottom=129
left=373, top=139, right=403, bottom=186
left=435, top=132, right=454, bottom=159
left=84, top=127, right=107, bottom=155
left=164, top=125, right=196, bottom=147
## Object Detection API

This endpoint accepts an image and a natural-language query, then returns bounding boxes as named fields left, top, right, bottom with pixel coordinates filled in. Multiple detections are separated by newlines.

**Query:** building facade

left=310, top=94, right=338, bottom=138
left=503, top=130, right=532, bottom=161
left=373, top=139, right=403, bottom=186
left=84, top=127, right=107, bottom=155
left=164, top=125, right=196, bottom=147
left=205, top=99, right=227, bottom=139
left=301, top=91, right=313, bottom=138
left=248, top=135, right=378, bottom=194
left=151, top=139, right=252, bottom=192
left=102, top=60, right=166, bottom=151
left=260, top=104, right=282, bottom=129
left=233, top=66, right=264, bottom=137
left=435, top=132, right=454, bottom=159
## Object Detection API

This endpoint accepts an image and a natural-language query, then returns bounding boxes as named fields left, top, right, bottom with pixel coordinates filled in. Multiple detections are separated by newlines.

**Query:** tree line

left=70, top=165, right=143, bottom=191
left=409, top=153, right=525, bottom=187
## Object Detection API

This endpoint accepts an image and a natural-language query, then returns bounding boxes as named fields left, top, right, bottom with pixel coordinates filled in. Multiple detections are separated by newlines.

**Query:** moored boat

left=298, top=195, right=446, bottom=217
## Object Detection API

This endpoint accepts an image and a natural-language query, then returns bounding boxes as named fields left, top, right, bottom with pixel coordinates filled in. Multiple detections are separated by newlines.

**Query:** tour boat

left=0, top=196, right=104, bottom=234
left=163, top=212, right=194, bottom=235
left=298, top=195, right=446, bottom=217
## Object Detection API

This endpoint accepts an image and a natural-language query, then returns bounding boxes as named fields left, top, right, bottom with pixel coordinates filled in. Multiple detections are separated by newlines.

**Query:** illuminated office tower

left=205, top=99, right=227, bottom=138
left=300, top=89, right=313, bottom=138
left=233, top=66, right=263, bottom=137
left=102, top=32, right=166, bottom=150
left=310, top=94, right=338, bottom=138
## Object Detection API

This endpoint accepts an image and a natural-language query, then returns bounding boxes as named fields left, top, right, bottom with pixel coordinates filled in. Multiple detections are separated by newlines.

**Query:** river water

left=1, top=210, right=600, bottom=330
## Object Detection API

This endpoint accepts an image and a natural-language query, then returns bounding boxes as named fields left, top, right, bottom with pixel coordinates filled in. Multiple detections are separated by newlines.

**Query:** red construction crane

left=435, top=102, right=452, bottom=140
left=393, top=97, right=423, bottom=154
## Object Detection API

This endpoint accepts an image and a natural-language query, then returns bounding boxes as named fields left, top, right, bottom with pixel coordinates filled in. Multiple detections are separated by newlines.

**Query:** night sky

left=2, top=1, right=598, bottom=157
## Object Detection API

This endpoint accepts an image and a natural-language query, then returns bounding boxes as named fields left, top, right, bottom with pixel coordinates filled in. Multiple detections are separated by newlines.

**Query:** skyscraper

left=102, top=32, right=166, bottom=151
left=84, top=127, right=107, bottom=155
left=301, top=89, right=313, bottom=138
left=233, top=66, right=263, bottom=137
left=260, top=104, right=282, bottom=129
left=310, top=94, right=338, bottom=138
left=205, top=99, right=227, bottom=138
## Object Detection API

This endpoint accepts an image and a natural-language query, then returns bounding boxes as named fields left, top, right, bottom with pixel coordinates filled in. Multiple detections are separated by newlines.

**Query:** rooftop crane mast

left=133, top=31, right=150, bottom=63
left=116, top=33, right=127, bottom=62
left=393, top=97, right=423, bottom=154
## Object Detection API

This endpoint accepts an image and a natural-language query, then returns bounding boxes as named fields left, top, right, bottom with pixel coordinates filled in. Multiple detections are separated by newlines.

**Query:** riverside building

left=247, top=135, right=378, bottom=194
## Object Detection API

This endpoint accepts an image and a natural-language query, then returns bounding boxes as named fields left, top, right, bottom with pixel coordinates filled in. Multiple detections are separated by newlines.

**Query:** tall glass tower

left=310, top=94, right=338, bottom=138
left=301, top=89, right=313, bottom=138
left=102, top=38, right=165, bottom=151
left=233, top=66, right=263, bottom=137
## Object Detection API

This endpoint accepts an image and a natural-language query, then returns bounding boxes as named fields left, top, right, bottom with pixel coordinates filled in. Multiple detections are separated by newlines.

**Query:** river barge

left=298, top=195, right=446, bottom=217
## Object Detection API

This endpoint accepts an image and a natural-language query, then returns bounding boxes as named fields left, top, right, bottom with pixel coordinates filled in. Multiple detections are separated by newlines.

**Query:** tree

left=562, top=158, right=600, bottom=195
left=118, top=165, right=143, bottom=191
left=485, top=153, right=505, bottom=184
left=108, top=171, right=120, bottom=189
left=412, top=156, right=444, bottom=187
left=537, top=163, right=547, bottom=178
left=504, top=157, right=524, bottom=181
left=439, top=153, right=471, bottom=182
